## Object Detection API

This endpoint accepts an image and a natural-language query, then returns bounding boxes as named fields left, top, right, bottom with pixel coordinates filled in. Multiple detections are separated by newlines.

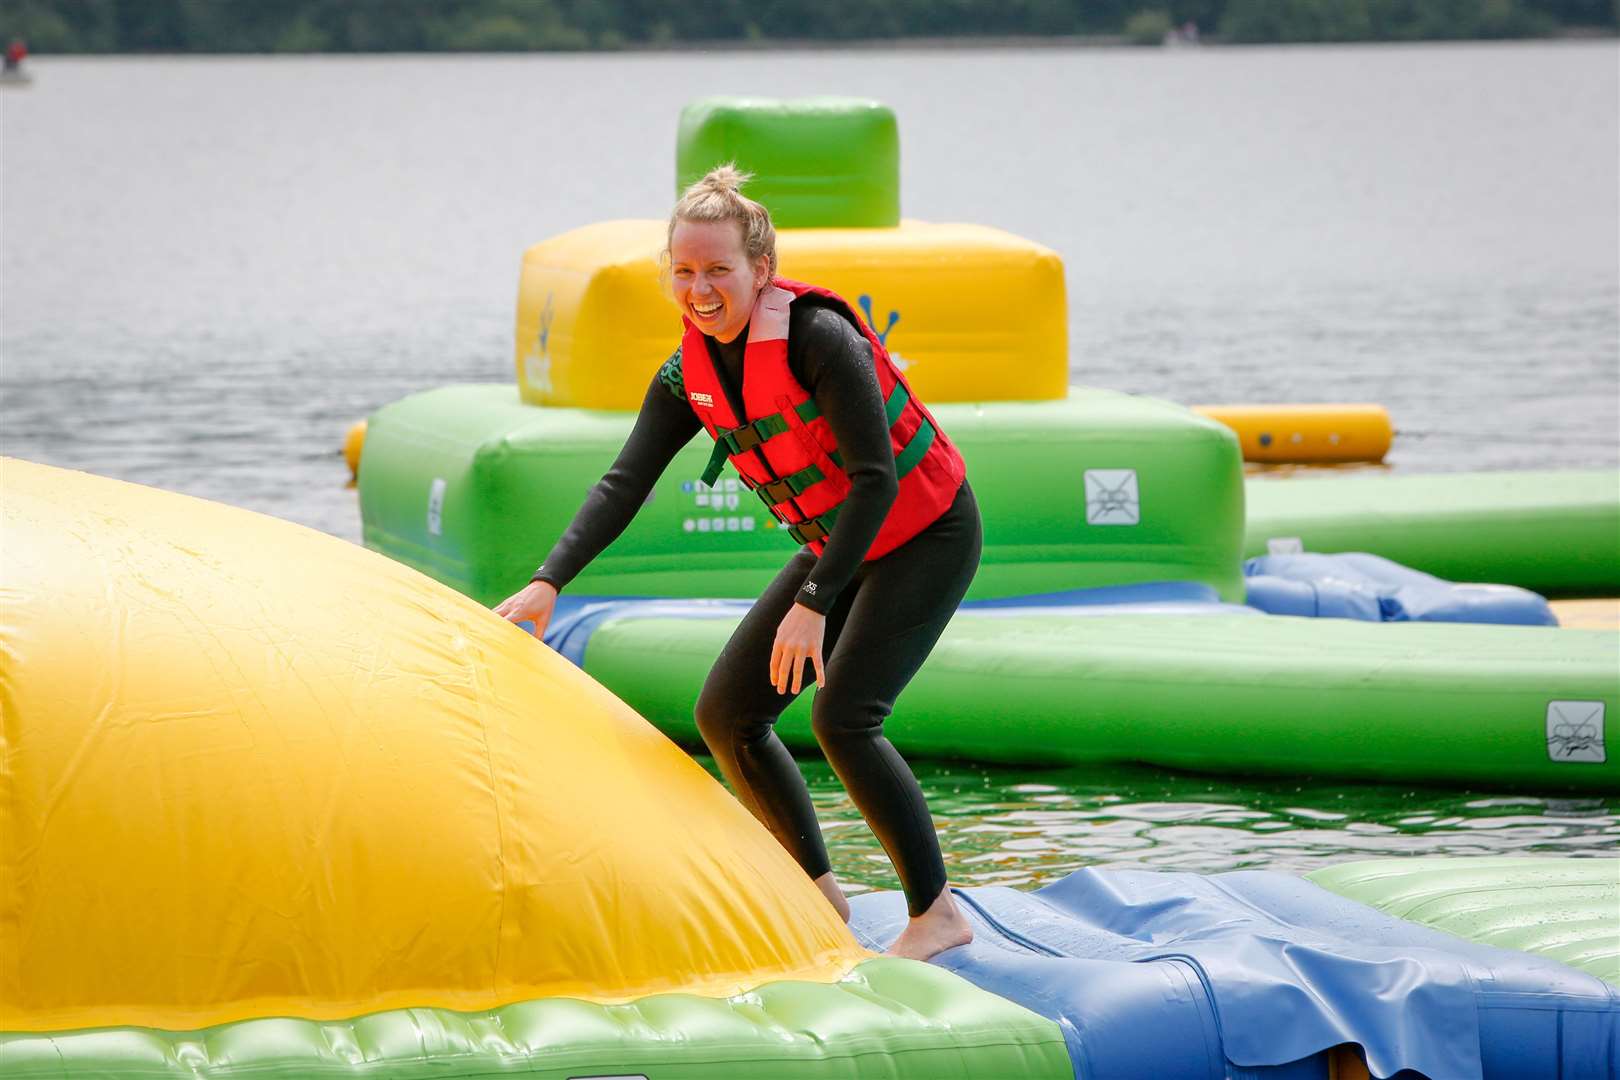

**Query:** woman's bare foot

left=815, top=871, right=851, bottom=923
left=885, top=886, right=973, bottom=961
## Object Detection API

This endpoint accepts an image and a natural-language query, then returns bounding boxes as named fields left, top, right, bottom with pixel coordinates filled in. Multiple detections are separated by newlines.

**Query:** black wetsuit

left=534, top=298, right=981, bottom=916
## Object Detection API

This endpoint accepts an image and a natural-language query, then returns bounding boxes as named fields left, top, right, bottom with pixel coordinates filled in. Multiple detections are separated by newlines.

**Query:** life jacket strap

left=788, top=503, right=841, bottom=545
left=893, top=415, right=936, bottom=480
left=700, top=397, right=824, bottom=487
left=699, top=440, right=732, bottom=488
left=782, top=416, right=935, bottom=544
left=725, top=398, right=825, bottom=454
left=883, top=380, right=911, bottom=426
left=699, top=382, right=913, bottom=493
left=755, top=461, right=828, bottom=506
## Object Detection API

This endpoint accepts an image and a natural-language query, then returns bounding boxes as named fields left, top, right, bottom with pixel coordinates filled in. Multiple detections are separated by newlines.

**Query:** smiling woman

left=665, top=165, right=778, bottom=344
left=493, top=165, right=984, bottom=962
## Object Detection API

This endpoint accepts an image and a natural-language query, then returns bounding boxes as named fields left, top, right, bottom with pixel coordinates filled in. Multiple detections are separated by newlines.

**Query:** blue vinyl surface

left=541, top=581, right=1252, bottom=665
left=849, top=868, right=1619, bottom=1080
left=544, top=596, right=748, bottom=665
left=1244, top=551, right=1556, bottom=625
left=535, top=555, right=1552, bottom=666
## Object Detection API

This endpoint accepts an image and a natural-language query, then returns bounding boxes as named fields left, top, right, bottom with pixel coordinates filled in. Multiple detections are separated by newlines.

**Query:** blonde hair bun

left=665, top=163, right=779, bottom=278
left=687, top=163, right=752, bottom=198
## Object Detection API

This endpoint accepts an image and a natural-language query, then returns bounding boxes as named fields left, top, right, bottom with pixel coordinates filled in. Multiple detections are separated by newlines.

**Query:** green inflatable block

left=677, top=98, right=900, bottom=228
left=357, top=384, right=1245, bottom=606
left=579, top=609, right=1620, bottom=792
left=0, top=959, right=1072, bottom=1078
left=1245, top=470, right=1620, bottom=596
left=1308, top=857, right=1620, bottom=986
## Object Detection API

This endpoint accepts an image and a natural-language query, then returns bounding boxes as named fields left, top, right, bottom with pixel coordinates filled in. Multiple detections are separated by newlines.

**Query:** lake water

left=4, top=43, right=1617, bottom=884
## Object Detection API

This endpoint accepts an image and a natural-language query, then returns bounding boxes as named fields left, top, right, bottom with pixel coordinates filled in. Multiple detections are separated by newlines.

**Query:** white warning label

left=427, top=477, right=447, bottom=536
left=1546, top=700, right=1606, bottom=763
left=1085, top=469, right=1140, bottom=526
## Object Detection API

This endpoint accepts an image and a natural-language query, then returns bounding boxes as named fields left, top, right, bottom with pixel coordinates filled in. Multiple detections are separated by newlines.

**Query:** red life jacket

left=678, top=278, right=965, bottom=560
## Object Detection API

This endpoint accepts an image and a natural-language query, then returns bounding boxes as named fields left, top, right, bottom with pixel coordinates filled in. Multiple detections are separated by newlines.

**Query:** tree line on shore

left=5, top=0, right=1615, bottom=53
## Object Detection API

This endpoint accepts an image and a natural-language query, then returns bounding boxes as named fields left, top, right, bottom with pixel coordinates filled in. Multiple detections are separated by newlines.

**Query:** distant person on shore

left=495, top=165, right=981, bottom=962
left=1163, top=21, right=1200, bottom=46
left=4, top=39, right=28, bottom=73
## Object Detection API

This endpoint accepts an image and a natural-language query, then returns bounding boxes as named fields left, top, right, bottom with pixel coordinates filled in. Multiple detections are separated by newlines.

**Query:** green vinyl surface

left=1245, top=470, right=1620, bottom=596
left=578, top=607, right=1620, bottom=792
left=1308, top=857, right=1620, bottom=986
left=0, top=959, right=1071, bottom=1079
left=676, top=98, right=900, bottom=228
left=358, top=383, right=1245, bottom=607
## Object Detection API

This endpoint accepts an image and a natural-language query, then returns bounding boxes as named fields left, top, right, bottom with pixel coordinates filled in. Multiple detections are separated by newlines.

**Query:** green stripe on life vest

left=893, top=419, right=936, bottom=481
left=884, top=382, right=910, bottom=426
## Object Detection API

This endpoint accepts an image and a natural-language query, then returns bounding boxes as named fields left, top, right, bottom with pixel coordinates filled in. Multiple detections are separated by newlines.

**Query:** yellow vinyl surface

left=1549, top=598, right=1620, bottom=630
left=514, top=219, right=1068, bottom=409
left=0, top=458, right=867, bottom=1033
left=1193, top=404, right=1393, bottom=464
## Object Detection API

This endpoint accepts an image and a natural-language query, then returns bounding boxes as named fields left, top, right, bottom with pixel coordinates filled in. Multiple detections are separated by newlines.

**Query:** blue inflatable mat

left=1244, top=551, right=1556, bottom=625
left=541, top=582, right=1253, bottom=666
left=849, top=868, right=1618, bottom=1080
left=544, top=597, right=749, bottom=665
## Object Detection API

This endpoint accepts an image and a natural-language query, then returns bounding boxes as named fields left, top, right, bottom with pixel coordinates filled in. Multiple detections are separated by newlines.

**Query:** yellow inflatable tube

left=343, top=417, right=366, bottom=479
left=1550, top=598, right=1620, bottom=630
left=1192, top=403, right=1393, bottom=464
left=515, top=219, right=1068, bottom=409
left=0, top=457, right=865, bottom=1033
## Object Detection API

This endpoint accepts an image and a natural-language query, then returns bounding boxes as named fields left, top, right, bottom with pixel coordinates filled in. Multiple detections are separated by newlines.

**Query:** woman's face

left=669, top=218, right=768, bottom=344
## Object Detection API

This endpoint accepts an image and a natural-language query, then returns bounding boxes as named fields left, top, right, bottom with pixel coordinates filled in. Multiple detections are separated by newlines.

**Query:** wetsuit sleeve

left=791, top=306, right=898, bottom=614
left=532, top=359, right=699, bottom=591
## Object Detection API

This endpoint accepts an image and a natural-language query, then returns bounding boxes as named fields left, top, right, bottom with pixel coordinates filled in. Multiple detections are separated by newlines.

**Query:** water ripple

left=715, top=759, right=1620, bottom=894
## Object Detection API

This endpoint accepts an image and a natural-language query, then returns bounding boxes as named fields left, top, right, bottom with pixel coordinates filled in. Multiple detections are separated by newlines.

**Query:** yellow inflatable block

left=0, top=458, right=866, bottom=1033
left=1192, top=403, right=1393, bottom=464
left=515, top=219, right=1068, bottom=409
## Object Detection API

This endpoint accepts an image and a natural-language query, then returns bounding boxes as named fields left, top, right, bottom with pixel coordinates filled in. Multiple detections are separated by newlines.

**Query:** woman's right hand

left=494, top=580, right=560, bottom=639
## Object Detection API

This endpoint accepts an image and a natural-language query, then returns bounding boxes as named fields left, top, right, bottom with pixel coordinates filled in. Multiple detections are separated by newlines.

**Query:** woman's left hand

left=771, top=602, right=827, bottom=695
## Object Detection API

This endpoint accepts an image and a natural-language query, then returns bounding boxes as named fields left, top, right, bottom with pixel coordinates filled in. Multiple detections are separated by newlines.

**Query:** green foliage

left=0, top=0, right=1609, bottom=52
left=1, top=1, right=78, bottom=50
left=271, top=15, right=330, bottom=53
left=444, top=14, right=532, bottom=51
left=1220, top=0, right=1561, bottom=41
left=1125, top=8, right=1174, bottom=42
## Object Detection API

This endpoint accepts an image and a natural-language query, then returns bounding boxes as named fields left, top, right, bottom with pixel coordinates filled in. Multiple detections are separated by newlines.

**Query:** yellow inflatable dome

left=0, top=457, right=866, bottom=1033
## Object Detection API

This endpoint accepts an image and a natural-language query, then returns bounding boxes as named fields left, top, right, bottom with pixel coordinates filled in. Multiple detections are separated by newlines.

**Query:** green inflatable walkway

left=0, top=960, right=1071, bottom=1079
left=571, top=604, right=1619, bottom=791
left=1245, top=470, right=1620, bottom=596
left=1310, top=857, right=1620, bottom=986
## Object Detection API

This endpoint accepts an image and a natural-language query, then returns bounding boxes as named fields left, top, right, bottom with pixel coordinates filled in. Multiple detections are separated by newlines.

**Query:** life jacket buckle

left=787, top=520, right=830, bottom=545
left=761, top=478, right=796, bottom=504
left=724, top=423, right=765, bottom=454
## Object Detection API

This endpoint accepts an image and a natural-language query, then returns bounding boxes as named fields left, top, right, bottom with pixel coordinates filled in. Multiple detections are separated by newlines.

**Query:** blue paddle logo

left=858, top=293, right=910, bottom=372
left=527, top=292, right=555, bottom=393
left=539, top=292, right=554, bottom=357
left=857, top=293, right=900, bottom=346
